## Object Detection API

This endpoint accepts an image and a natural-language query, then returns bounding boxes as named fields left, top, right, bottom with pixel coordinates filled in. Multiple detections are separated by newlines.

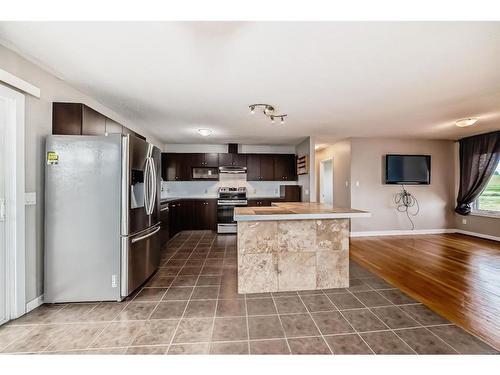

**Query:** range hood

left=219, top=166, right=247, bottom=174
left=219, top=143, right=246, bottom=173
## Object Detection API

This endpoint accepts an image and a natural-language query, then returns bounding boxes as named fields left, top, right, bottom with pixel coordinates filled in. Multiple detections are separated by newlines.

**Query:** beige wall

left=315, top=140, right=351, bottom=207
left=349, top=138, right=456, bottom=233
left=0, top=44, right=161, bottom=302
left=455, top=214, right=500, bottom=237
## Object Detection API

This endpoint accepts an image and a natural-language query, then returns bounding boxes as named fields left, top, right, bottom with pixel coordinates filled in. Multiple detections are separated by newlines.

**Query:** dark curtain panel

left=455, top=130, right=500, bottom=215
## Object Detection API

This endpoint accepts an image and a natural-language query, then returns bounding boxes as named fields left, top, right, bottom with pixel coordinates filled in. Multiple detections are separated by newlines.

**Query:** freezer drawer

left=121, top=223, right=161, bottom=297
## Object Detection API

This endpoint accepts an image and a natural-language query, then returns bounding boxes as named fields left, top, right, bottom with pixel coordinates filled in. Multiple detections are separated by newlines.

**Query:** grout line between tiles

left=344, top=279, right=418, bottom=354
left=7, top=231, right=497, bottom=355
left=269, top=293, right=292, bottom=354
left=296, top=292, right=333, bottom=354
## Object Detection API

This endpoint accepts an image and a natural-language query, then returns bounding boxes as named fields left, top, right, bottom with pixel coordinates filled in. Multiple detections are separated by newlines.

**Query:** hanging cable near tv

left=394, top=185, right=420, bottom=230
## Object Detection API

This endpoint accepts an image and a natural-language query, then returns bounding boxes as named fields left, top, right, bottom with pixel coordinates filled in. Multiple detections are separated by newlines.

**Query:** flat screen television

left=385, top=154, right=431, bottom=185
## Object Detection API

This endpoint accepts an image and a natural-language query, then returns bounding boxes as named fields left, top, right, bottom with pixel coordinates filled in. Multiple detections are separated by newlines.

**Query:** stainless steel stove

left=217, top=187, right=247, bottom=233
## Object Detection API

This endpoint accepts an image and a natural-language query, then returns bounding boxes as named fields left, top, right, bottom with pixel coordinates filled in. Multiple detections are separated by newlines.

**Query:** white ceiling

left=1, top=21, right=499, bottom=145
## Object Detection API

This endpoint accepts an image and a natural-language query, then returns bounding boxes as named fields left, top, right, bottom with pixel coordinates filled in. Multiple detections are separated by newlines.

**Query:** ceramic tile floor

left=1, top=230, right=498, bottom=355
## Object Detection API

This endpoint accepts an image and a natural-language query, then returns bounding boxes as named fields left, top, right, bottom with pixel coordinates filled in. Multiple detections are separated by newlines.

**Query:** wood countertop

left=234, top=202, right=371, bottom=221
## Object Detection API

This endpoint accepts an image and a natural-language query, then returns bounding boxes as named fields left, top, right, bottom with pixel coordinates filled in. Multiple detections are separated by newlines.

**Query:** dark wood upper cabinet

left=204, top=153, right=219, bottom=167
left=53, top=102, right=145, bottom=140
left=82, top=106, right=106, bottom=135
left=260, top=154, right=275, bottom=180
left=247, top=153, right=296, bottom=181
left=162, top=152, right=296, bottom=182
left=192, top=153, right=219, bottom=167
left=52, top=103, right=83, bottom=135
left=162, top=153, right=191, bottom=181
left=274, top=154, right=297, bottom=181
left=218, top=153, right=247, bottom=167
left=247, top=154, right=274, bottom=181
left=246, top=154, right=261, bottom=181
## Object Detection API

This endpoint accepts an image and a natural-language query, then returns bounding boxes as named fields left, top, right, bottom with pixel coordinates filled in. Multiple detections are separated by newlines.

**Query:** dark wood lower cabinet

left=159, top=202, right=170, bottom=247
left=193, top=200, right=217, bottom=231
left=167, top=194, right=300, bottom=239
left=168, top=199, right=216, bottom=238
left=247, top=199, right=275, bottom=207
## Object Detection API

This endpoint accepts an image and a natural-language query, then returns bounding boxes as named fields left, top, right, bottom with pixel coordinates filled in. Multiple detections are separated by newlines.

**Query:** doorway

left=320, top=158, right=333, bottom=204
left=0, top=94, right=6, bottom=325
left=0, top=83, right=26, bottom=326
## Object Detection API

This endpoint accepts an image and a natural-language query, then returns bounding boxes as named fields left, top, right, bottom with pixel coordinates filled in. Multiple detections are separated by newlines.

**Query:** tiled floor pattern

left=1, top=231, right=498, bottom=355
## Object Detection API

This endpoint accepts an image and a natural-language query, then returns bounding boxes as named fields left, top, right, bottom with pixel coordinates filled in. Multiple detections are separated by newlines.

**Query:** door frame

left=0, top=83, right=26, bottom=321
left=319, top=158, right=334, bottom=204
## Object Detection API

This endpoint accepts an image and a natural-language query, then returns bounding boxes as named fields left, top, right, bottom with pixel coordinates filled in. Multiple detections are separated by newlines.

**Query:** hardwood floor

left=350, top=233, right=500, bottom=350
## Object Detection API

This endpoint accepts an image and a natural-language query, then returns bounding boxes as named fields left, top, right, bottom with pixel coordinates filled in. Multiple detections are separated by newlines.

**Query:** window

left=473, top=161, right=500, bottom=215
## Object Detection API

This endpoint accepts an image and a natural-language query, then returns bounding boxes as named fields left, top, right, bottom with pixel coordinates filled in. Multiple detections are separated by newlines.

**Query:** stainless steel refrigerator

left=44, top=134, right=161, bottom=303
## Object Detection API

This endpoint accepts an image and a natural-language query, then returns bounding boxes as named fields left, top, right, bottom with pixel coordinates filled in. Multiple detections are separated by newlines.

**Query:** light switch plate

left=462, top=218, right=467, bottom=225
left=25, top=192, right=37, bottom=205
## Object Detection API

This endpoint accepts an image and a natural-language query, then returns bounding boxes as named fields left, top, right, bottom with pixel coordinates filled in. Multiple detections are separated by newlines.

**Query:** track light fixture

left=249, top=104, right=287, bottom=124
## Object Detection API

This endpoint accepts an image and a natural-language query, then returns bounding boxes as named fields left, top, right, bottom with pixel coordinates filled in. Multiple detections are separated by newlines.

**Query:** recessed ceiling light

left=456, top=118, right=479, bottom=127
left=197, top=128, right=212, bottom=136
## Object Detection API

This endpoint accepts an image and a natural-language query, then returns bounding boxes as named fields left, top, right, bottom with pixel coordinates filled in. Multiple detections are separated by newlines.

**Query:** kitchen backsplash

left=161, top=174, right=298, bottom=198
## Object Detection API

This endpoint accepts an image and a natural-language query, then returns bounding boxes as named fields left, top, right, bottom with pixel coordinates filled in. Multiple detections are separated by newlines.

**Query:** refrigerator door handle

left=131, top=225, right=161, bottom=243
left=143, top=158, right=150, bottom=215
left=150, top=157, right=157, bottom=212
left=145, top=157, right=153, bottom=215
left=146, top=157, right=155, bottom=215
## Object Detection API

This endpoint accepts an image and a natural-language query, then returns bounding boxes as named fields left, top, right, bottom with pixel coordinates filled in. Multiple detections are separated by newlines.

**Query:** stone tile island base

left=237, top=219, right=349, bottom=293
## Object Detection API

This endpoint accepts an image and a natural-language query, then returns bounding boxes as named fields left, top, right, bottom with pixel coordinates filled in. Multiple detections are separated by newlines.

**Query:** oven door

left=217, top=204, right=235, bottom=225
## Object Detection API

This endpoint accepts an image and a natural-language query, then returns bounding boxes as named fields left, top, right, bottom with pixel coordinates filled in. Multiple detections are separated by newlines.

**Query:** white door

left=320, top=159, right=333, bottom=204
left=0, top=96, right=7, bottom=325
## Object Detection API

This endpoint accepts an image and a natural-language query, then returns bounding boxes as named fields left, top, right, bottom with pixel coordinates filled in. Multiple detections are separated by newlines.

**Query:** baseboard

left=350, top=229, right=455, bottom=237
left=26, top=295, right=44, bottom=313
left=350, top=228, right=500, bottom=242
left=454, top=229, right=500, bottom=242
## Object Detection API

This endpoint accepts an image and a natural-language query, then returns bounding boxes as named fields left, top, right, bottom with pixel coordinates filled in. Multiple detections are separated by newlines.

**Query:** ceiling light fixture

left=456, top=118, right=479, bottom=127
left=249, top=104, right=287, bottom=124
left=197, top=128, right=213, bottom=136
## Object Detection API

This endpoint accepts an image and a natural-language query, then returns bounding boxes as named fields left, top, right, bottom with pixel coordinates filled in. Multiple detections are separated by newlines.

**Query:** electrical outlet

left=111, top=275, right=118, bottom=288
left=345, top=181, right=349, bottom=187
left=355, top=181, right=360, bottom=187
left=462, top=218, right=467, bottom=225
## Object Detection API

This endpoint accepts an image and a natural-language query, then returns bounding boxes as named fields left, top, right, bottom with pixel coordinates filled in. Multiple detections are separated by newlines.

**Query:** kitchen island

left=234, top=202, right=370, bottom=293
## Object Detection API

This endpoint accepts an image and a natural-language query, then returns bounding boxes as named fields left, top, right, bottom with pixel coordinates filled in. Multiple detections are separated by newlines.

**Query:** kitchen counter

left=160, top=196, right=217, bottom=203
left=234, top=202, right=370, bottom=221
left=235, top=202, right=371, bottom=294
